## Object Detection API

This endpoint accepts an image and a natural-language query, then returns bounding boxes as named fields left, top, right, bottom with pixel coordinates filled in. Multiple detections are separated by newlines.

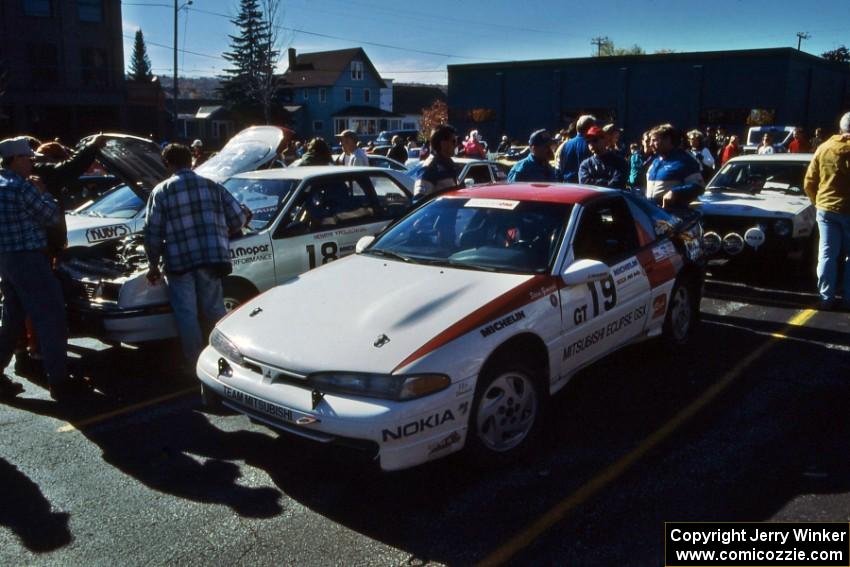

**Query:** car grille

left=81, top=281, right=98, bottom=300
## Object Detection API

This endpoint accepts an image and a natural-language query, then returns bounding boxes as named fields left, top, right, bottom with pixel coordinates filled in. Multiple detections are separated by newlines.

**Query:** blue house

left=280, top=47, right=402, bottom=140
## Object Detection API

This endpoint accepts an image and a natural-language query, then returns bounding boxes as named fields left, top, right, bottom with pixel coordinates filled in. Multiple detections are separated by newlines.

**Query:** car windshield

left=708, top=162, right=807, bottom=194
left=747, top=129, right=790, bottom=145
left=223, top=177, right=299, bottom=231
left=75, top=184, right=145, bottom=219
left=367, top=197, right=571, bottom=273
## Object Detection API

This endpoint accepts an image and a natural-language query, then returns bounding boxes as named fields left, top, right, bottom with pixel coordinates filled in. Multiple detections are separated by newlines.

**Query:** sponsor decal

left=652, top=241, right=676, bottom=262
left=563, top=305, right=647, bottom=360
left=229, top=244, right=273, bottom=266
left=464, top=198, right=520, bottom=210
left=381, top=410, right=455, bottom=442
left=457, top=401, right=470, bottom=415
left=480, top=310, right=526, bottom=338
left=529, top=284, right=558, bottom=300
left=613, top=258, right=639, bottom=276
left=652, top=295, right=667, bottom=319
left=85, top=224, right=130, bottom=243
left=428, top=432, right=462, bottom=456
left=313, top=226, right=369, bottom=241
left=223, top=386, right=294, bottom=422
left=456, top=382, right=472, bottom=397
left=744, top=227, right=766, bottom=250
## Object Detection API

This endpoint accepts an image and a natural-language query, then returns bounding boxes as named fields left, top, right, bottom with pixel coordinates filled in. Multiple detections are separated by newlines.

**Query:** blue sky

left=122, top=0, right=850, bottom=84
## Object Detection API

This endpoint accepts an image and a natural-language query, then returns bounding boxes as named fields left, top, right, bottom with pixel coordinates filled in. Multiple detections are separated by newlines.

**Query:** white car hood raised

left=217, top=254, right=534, bottom=375
left=65, top=214, right=134, bottom=247
left=695, top=190, right=812, bottom=218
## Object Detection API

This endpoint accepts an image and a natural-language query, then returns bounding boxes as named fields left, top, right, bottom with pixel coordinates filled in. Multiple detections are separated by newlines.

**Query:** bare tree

left=253, top=0, right=290, bottom=124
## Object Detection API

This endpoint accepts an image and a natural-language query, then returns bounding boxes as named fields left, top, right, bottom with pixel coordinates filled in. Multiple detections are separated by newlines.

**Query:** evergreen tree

left=129, top=29, right=153, bottom=81
left=219, top=0, right=270, bottom=110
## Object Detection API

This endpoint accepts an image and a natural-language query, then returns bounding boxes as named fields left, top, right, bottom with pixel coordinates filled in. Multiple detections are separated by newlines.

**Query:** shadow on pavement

left=0, top=457, right=72, bottom=552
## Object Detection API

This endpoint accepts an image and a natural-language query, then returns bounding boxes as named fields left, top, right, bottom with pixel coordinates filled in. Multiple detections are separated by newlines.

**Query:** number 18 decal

left=306, top=242, right=339, bottom=269
left=586, top=275, right=617, bottom=317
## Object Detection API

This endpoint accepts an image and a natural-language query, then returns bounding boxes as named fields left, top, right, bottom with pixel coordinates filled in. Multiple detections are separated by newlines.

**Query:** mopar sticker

left=85, top=224, right=130, bottom=243
left=229, top=244, right=273, bottom=266
left=381, top=410, right=455, bottom=442
left=480, top=310, right=526, bottom=338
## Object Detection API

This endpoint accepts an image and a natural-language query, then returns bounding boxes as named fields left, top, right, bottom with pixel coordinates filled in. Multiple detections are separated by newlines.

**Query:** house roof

left=332, top=105, right=400, bottom=118
left=281, top=48, right=387, bottom=88
left=392, top=84, right=447, bottom=115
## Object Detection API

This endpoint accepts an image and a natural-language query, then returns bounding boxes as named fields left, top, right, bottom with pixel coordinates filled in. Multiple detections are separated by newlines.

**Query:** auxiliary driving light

left=703, top=232, right=722, bottom=255
left=722, top=233, right=745, bottom=255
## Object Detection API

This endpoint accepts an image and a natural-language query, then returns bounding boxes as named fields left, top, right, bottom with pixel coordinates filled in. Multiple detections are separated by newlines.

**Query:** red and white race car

left=198, top=184, right=705, bottom=471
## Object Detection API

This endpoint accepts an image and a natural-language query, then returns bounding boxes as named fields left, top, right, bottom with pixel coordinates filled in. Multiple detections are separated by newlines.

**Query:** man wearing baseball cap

left=0, top=137, right=76, bottom=400
left=578, top=126, right=628, bottom=190
left=507, top=129, right=557, bottom=183
left=335, top=130, right=368, bottom=166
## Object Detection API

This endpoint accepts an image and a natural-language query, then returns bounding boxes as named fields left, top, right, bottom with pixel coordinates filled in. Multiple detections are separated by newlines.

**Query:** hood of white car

left=217, top=254, right=536, bottom=375
left=65, top=214, right=135, bottom=247
left=695, top=190, right=812, bottom=218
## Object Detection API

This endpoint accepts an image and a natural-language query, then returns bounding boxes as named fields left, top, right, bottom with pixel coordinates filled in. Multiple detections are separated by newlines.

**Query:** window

left=28, top=43, right=58, bottom=85
left=334, top=119, right=347, bottom=135
left=319, top=88, right=326, bottom=103
left=462, top=164, right=493, bottom=185
left=345, top=88, right=352, bottom=103
left=370, top=175, right=411, bottom=219
left=24, top=0, right=52, bottom=17
left=285, top=178, right=377, bottom=234
left=313, top=120, right=324, bottom=132
left=467, top=108, right=497, bottom=123
left=80, top=48, right=108, bottom=88
left=364, top=89, right=371, bottom=103
left=78, top=0, right=102, bottom=22
left=351, top=61, right=363, bottom=80
left=303, top=88, right=309, bottom=101
left=572, top=197, right=640, bottom=264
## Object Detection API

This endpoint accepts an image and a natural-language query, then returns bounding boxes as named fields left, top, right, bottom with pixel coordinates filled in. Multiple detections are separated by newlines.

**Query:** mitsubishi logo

left=373, top=334, right=391, bottom=348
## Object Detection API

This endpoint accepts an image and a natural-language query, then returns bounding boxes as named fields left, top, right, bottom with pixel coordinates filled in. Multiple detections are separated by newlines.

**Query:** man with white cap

left=335, top=130, right=368, bottom=166
left=0, top=137, right=76, bottom=400
left=190, top=139, right=206, bottom=168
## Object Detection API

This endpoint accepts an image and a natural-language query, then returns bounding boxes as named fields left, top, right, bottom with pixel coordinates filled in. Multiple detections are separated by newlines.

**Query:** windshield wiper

left=365, top=248, right=414, bottom=263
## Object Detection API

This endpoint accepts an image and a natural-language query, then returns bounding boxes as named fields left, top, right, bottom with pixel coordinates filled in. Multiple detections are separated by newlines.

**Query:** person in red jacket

left=787, top=128, right=811, bottom=153
left=463, top=130, right=487, bottom=159
left=719, top=135, right=741, bottom=166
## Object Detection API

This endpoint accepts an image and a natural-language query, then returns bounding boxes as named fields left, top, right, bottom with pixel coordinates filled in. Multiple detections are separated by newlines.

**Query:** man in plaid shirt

left=144, top=144, right=247, bottom=365
left=0, top=137, right=73, bottom=400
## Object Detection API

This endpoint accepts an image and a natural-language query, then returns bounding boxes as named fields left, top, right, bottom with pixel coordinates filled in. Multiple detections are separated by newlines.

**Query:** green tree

left=822, top=45, right=850, bottom=63
left=596, top=40, right=645, bottom=57
left=129, top=29, right=153, bottom=81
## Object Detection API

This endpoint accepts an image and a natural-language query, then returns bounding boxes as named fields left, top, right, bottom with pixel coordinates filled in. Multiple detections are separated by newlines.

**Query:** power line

left=796, top=31, right=811, bottom=50
left=591, top=36, right=610, bottom=57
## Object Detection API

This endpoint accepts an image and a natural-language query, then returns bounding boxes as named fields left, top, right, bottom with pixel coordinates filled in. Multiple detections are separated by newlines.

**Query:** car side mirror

left=356, top=235, right=375, bottom=253
left=464, top=178, right=475, bottom=188
left=562, top=259, right=609, bottom=286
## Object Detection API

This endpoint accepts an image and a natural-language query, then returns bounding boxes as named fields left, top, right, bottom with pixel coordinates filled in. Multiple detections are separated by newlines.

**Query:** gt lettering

left=573, top=304, right=588, bottom=325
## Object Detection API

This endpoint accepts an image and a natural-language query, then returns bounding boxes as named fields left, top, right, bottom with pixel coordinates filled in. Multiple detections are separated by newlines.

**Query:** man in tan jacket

left=803, top=112, right=850, bottom=310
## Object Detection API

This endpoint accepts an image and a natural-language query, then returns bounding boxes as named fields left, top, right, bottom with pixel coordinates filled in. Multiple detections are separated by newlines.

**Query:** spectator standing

left=687, top=130, right=716, bottom=181
left=300, top=138, right=333, bottom=165
left=388, top=135, right=408, bottom=164
left=705, top=126, right=720, bottom=161
left=803, top=112, right=850, bottom=310
left=578, top=126, right=628, bottom=189
left=719, top=135, right=742, bottom=166
left=811, top=128, right=825, bottom=150
left=143, top=144, right=247, bottom=364
left=0, top=137, right=75, bottom=400
left=646, top=124, right=705, bottom=208
left=507, top=129, right=557, bottom=183
left=191, top=139, right=207, bottom=168
left=603, top=124, right=625, bottom=156
left=757, top=132, right=776, bottom=155
left=463, top=130, right=487, bottom=159
left=336, top=130, right=368, bottom=166
left=557, top=114, right=596, bottom=182
left=414, top=125, right=458, bottom=201
left=496, top=135, right=511, bottom=154
left=715, top=127, right=730, bottom=160
left=628, top=143, right=645, bottom=190
left=787, top=128, right=810, bottom=153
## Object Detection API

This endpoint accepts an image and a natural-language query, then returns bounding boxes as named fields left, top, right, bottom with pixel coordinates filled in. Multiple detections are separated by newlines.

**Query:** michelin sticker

left=85, top=224, right=130, bottom=243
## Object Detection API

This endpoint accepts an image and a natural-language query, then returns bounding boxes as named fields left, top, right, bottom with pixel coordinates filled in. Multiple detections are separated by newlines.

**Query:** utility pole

left=172, top=0, right=193, bottom=141
left=796, top=32, right=811, bottom=51
left=591, top=36, right=610, bottom=57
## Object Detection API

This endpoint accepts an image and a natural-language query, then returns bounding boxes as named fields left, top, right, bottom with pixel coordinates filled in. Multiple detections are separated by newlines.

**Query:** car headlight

left=210, top=328, right=244, bottom=365
left=773, top=219, right=792, bottom=237
left=307, top=372, right=450, bottom=401
left=722, top=233, right=745, bottom=255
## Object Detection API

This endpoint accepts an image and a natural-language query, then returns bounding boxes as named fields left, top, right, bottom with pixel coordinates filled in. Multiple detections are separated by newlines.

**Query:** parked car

left=58, top=166, right=415, bottom=344
left=692, top=153, right=817, bottom=273
left=62, top=174, right=120, bottom=210
left=290, top=155, right=408, bottom=172
left=407, top=157, right=510, bottom=186
left=743, top=126, right=796, bottom=154
left=198, top=184, right=705, bottom=471
left=376, top=129, right=419, bottom=146
left=65, top=127, right=288, bottom=249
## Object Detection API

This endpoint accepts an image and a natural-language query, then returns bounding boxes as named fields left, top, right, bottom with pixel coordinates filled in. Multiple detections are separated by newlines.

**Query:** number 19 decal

left=306, top=242, right=339, bottom=269
left=586, top=275, right=617, bottom=316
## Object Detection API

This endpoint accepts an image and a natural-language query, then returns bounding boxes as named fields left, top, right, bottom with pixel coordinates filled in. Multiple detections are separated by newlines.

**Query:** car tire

left=662, top=277, right=698, bottom=348
left=467, top=361, right=546, bottom=466
left=222, top=279, right=256, bottom=313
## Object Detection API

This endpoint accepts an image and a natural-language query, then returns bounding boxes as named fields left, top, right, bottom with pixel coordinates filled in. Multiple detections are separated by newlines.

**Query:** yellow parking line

left=476, top=308, right=817, bottom=567
left=56, top=386, right=199, bottom=433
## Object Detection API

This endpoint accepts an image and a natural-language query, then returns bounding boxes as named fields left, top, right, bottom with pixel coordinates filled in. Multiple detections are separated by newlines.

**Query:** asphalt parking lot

left=2, top=270, right=849, bottom=567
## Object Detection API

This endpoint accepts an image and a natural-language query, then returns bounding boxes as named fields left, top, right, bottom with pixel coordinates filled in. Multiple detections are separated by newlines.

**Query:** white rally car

left=66, top=126, right=288, bottom=249
left=198, top=184, right=705, bottom=471
left=59, top=166, right=414, bottom=343
left=693, top=153, right=816, bottom=272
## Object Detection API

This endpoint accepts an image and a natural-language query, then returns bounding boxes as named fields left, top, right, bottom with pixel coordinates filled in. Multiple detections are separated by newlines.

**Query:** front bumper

left=67, top=299, right=178, bottom=343
left=196, top=346, right=472, bottom=471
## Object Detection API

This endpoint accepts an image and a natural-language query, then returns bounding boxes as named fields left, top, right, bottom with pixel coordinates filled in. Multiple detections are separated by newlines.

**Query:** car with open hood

left=197, top=184, right=705, bottom=471
left=692, top=153, right=816, bottom=273
left=65, top=126, right=288, bottom=249
left=59, top=166, right=414, bottom=344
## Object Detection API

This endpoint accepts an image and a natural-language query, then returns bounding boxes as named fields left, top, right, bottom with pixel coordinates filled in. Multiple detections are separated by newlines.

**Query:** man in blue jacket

left=578, top=126, right=628, bottom=189
left=507, top=129, right=557, bottom=182
left=645, top=124, right=705, bottom=209
left=557, top=115, right=596, bottom=182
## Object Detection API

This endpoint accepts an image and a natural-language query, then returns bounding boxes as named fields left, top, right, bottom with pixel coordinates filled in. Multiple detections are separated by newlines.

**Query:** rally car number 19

left=198, top=184, right=705, bottom=471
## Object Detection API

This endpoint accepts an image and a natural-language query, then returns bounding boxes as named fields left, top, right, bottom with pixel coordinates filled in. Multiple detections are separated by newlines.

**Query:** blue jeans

left=816, top=209, right=850, bottom=302
left=165, top=267, right=226, bottom=364
left=0, top=251, right=68, bottom=384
